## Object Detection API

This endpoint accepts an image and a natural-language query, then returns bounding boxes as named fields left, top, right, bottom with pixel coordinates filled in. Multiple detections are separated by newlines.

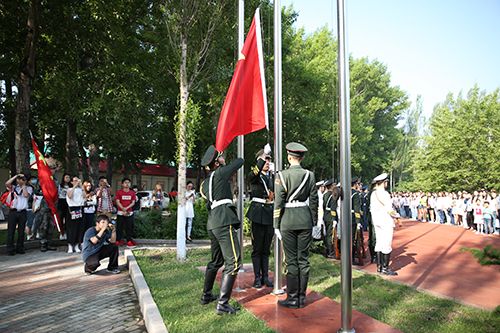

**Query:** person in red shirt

left=115, top=177, right=137, bottom=247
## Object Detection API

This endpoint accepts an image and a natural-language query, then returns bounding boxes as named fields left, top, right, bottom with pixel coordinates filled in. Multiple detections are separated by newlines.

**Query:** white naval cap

left=316, top=180, right=326, bottom=186
left=372, top=172, right=388, bottom=184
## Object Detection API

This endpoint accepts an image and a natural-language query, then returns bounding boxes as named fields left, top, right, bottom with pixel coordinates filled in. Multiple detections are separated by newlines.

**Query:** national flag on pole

left=215, top=8, right=268, bottom=152
left=31, top=137, right=61, bottom=232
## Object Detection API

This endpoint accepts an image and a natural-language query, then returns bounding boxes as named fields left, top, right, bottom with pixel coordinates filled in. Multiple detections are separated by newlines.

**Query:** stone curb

left=125, top=249, right=169, bottom=333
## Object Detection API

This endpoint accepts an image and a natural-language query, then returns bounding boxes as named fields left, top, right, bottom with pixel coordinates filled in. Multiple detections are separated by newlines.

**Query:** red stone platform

left=360, top=220, right=500, bottom=310
left=200, top=264, right=401, bottom=333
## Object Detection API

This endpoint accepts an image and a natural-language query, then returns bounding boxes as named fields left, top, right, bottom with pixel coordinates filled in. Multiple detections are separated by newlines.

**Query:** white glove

left=357, top=223, right=362, bottom=230
left=268, top=162, right=275, bottom=172
left=274, top=228, right=282, bottom=240
left=317, top=220, right=324, bottom=228
left=264, top=143, right=272, bottom=155
left=333, top=220, right=337, bottom=229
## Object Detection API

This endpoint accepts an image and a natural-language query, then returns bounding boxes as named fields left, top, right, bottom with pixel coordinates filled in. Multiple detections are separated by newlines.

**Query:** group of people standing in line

left=391, top=190, right=500, bottom=235
left=198, top=141, right=400, bottom=315
left=3, top=171, right=140, bottom=256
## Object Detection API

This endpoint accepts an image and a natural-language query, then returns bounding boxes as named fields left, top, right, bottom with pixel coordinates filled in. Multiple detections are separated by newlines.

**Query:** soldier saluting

left=274, top=142, right=318, bottom=308
left=199, top=145, right=244, bottom=315
left=247, top=146, right=275, bottom=288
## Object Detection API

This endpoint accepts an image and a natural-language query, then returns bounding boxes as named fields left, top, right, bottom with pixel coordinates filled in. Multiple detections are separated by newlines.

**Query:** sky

left=281, top=0, right=500, bottom=118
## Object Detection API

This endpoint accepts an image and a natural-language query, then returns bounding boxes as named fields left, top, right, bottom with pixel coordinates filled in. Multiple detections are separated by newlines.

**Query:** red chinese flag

left=215, top=8, right=268, bottom=152
left=31, top=138, right=61, bottom=232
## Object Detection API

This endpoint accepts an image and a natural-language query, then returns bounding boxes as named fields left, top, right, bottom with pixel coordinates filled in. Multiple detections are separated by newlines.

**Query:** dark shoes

left=379, top=253, right=398, bottom=276
left=261, top=276, right=273, bottom=288
left=278, top=297, right=300, bottom=309
left=216, top=303, right=239, bottom=315
left=253, top=277, right=263, bottom=288
left=200, top=293, right=218, bottom=305
left=278, top=275, right=300, bottom=309
left=106, top=268, right=121, bottom=274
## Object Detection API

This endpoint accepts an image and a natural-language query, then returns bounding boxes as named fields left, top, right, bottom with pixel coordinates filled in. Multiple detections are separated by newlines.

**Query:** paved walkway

left=360, top=220, right=500, bottom=310
left=0, top=249, right=146, bottom=333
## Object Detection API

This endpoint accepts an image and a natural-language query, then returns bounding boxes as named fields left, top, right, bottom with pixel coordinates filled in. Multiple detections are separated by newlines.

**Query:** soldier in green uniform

left=274, top=142, right=318, bottom=308
left=199, top=145, right=244, bottom=315
left=322, top=179, right=337, bottom=259
left=247, top=148, right=274, bottom=288
left=351, top=177, right=364, bottom=265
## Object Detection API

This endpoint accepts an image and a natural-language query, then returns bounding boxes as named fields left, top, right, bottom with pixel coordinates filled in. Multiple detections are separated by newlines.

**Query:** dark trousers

left=57, top=199, right=69, bottom=234
left=282, top=229, right=312, bottom=278
left=206, top=225, right=241, bottom=277
left=117, top=215, right=134, bottom=241
left=66, top=214, right=83, bottom=246
left=81, top=213, right=95, bottom=243
left=7, top=210, right=27, bottom=252
left=251, top=222, right=274, bottom=276
left=323, top=220, right=334, bottom=255
left=84, top=244, right=119, bottom=272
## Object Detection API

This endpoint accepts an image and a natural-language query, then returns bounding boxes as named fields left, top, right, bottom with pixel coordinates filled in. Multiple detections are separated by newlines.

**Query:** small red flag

left=215, top=8, right=268, bottom=152
left=31, top=138, right=61, bottom=232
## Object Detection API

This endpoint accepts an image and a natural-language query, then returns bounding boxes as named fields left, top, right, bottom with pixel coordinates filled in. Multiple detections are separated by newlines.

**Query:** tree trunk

left=106, top=154, right=114, bottom=185
left=176, top=32, right=189, bottom=261
left=15, top=0, right=39, bottom=174
left=88, top=143, right=100, bottom=186
left=5, top=79, right=17, bottom=176
left=65, top=117, right=79, bottom=175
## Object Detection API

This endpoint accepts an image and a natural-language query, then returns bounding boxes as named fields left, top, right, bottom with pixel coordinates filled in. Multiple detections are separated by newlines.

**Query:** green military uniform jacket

left=351, top=188, right=362, bottom=224
left=273, top=165, right=318, bottom=231
left=246, top=158, right=274, bottom=225
left=323, top=191, right=339, bottom=223
left=200, top=158, right=244, bottom=231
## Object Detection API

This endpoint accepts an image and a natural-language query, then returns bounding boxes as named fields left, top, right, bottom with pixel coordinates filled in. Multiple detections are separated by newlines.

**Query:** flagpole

left=236, top=0, right=246, bottom=280
left=337, top=0, right=354, bottom=332
left=272, top=0, right=285, bottom=295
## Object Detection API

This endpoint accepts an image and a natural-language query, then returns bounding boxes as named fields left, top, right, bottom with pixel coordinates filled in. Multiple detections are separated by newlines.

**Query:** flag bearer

left=199, top=145, right=244, bottom=315
left=247, top=146, right=275, bottom=288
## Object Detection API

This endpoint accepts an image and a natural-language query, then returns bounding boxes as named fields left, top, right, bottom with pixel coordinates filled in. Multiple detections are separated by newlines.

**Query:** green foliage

left=134, top=248, right=274, bottom=333
left=460, top=245, right=500, bottom=266
left=134, top=199, right=209, bottom=240
left=410, top=87, right=500, bottom=191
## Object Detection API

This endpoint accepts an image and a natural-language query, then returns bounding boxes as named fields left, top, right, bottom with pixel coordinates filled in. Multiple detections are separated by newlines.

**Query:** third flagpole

left=273, top=0, right=284, bottom=295
left=337, top=0, right=354, bottom=332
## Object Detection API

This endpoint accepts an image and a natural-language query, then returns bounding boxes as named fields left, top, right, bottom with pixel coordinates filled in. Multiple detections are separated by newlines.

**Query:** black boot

left=369, top=246, right=377, bottom=263
left=298, top=275, right=309, bottom=308
left=381, top=253, right=398, bottom=276
left=278, top=275, right=299, bottom=309
left=216, top=274, right=238, bottom=315
left=376, top=252, right=382, bottom=273
left=252, top=257, right=262, bottom=288
left=261, top=256, right=273, bottom=287
left=200, top=269, right=219, bottom=305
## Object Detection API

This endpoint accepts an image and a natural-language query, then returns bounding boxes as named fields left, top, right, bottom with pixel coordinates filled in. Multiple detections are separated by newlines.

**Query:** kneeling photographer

left=82, top=214, right=120, bottom=274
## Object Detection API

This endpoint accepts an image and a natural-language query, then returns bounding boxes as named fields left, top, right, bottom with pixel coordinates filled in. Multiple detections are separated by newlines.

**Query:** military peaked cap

left=201, top=145, right=218, bottom=167
left=372, top=172, right=388, bottom=184
left=286, top=142, right=308, bottom=157
left=255, top=149, right=271, bottom=160
left=351, top=177, right=360, bottom=185
left=324, top=179, right=335, bottom=187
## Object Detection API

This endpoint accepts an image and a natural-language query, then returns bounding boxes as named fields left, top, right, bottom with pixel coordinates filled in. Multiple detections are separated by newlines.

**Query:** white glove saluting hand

left=274, top=228, right=282, bottom=240
left=264, top=143, right=272, bottom=155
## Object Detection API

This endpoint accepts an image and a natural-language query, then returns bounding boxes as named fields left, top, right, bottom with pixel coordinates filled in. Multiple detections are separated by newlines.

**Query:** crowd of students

left=391, top=189, right=500, bottom=235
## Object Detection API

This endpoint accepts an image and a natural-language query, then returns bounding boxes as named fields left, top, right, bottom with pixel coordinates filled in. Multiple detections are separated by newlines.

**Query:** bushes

left=134, top=199, right=209, bottom=240
left=134, top=199, right=255, bottom=240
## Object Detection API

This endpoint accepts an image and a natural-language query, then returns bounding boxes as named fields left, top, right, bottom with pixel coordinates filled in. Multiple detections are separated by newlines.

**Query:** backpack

left=0, top=190, right=13, bottom=208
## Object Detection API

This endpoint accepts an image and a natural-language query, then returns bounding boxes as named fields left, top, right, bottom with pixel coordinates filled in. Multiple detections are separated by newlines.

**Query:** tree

left=411, top=87, right=500, bottom=191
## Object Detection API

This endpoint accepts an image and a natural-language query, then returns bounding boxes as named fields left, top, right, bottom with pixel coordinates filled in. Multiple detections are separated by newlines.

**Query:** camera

left=108, top=219, right=116, bottom=230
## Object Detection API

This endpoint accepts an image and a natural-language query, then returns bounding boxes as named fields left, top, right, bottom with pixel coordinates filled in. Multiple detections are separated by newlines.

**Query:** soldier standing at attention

left=370, top=173, right=399, bottom=276
left=322, top=179, right=337, bottom=259
left=274, top=142, right=318, bottom=308
left=199, top=145, right=244, bottom=315
left=247, top=146, right=275, bottom=288
left=351, top=177, right=364, bottom=265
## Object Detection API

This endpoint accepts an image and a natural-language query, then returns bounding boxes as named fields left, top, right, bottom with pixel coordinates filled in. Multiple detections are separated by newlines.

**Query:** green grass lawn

left=135, top=246, right=500, bottom=333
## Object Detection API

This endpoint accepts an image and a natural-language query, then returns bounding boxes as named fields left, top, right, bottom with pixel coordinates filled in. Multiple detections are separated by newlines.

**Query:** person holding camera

left=82, top=214, right=120, bottom=274
left=96, top=176, right=114, bottom=217
left=66, top=176, right=85, bottom=253
left=5, top=173, right=33, bottom=255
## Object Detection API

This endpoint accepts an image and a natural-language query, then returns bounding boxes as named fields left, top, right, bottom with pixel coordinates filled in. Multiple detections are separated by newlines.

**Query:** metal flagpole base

left=337, top=329, right=355, bottom=333
left=271, top=288, right=285, bottom=295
